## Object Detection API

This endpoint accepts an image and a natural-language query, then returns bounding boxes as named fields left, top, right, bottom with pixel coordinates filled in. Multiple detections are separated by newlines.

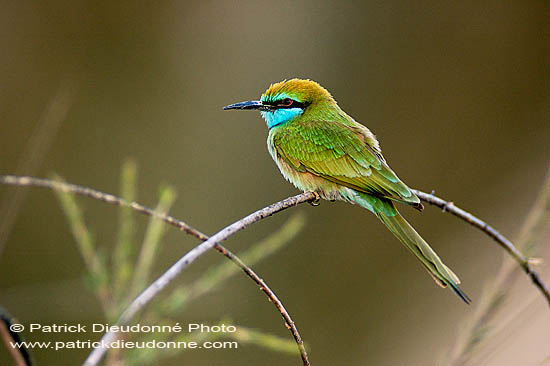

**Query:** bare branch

left=413, top=189, right=550, bottom=306
left=446, top=168, right=550, bottom=365
left=2, top=174, right=549, bottom=365
left=83, top=191, right=314, bottom=366
left=0, top=175, right=313, bottom=366
left=0, top=307, right=32, bottom=366
left=215, top=242, right=309, bottom=365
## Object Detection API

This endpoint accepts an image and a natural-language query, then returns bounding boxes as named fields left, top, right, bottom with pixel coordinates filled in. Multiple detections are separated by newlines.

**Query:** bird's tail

left=375, top=206, right=471, bottom=304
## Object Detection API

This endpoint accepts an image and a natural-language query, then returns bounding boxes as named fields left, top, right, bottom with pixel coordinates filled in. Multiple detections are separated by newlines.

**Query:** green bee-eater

left=224, top=78, right=469, bottom=303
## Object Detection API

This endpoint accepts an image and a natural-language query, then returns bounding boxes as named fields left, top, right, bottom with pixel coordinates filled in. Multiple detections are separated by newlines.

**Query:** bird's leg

left=308, top=191, right=321, bottom=206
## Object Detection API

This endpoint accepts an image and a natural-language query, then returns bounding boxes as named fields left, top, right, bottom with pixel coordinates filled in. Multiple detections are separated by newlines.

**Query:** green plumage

left=224, top=78, right=470, bottom=303
left=272, top=120, right=419, bottom=209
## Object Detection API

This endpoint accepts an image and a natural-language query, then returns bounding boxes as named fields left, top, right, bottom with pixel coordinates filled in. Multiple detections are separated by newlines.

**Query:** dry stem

left=413, top=189, right=550, bottom=306
left=0, top=175, right=313, bottom=366
left=2, top=174, right=549, bottom=366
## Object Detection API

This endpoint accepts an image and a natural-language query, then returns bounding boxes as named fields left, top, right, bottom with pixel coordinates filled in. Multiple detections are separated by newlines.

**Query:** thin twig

left=447, top=168, right=550, bottom=365
left=413, top=189, right=550, bottom=306
left=0, top=175, right=313, bottom=366
left=83, top=191, right=315, bottom=366
left=0, top=307, right=32, bottom=366
left=215, top=244, right=309, bottom=365
left=3, top=175, right=549, bottom=362
left=160, top=213, right=306, bottom=311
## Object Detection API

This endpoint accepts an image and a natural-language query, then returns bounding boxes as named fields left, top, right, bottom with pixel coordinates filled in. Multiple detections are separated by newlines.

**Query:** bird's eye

left=280, top=98, right=293, bottom=107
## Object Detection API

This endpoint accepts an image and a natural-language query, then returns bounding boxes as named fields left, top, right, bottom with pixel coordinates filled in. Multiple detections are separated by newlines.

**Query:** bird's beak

left=223, top=100, right=271, bottom=111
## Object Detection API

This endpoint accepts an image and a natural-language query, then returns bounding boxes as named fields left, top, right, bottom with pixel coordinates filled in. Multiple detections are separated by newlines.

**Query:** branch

left=413, top=189, right=550, bottom=306
left=83, top=191, right=315, bottom=366
left=447, top=169, right=550, bottom=365
left=0, top=175, right=313, bottom=366
left=2, top=174, right=549, bottom=364
left=0, top=306, right=32, bottom=366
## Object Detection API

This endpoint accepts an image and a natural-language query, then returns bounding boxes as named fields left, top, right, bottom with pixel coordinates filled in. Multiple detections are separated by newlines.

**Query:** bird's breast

left=266, top=128, right=347, bottom=201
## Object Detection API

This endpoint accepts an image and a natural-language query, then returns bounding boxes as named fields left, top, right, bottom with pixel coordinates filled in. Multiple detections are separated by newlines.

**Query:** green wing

left=273, top=120, right=421, bottom=207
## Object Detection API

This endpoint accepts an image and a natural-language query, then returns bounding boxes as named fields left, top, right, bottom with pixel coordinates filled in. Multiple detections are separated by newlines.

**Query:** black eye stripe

left=263, top=99, right=306, bottom=109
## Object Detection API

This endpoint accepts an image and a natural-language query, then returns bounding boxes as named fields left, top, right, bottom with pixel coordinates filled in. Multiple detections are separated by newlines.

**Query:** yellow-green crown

left=262, top=78, right=335, bottom=104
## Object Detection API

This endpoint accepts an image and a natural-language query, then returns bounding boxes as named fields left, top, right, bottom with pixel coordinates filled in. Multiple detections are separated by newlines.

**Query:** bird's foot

left=308, top=191, right=321, bottom=207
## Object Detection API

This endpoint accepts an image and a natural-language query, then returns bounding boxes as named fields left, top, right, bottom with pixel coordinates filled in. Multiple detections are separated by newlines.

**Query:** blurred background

left=1, top=1, right=549, bottom=365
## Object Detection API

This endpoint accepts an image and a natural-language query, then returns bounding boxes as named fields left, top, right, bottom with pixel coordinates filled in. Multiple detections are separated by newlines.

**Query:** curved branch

left=2, top=174, right=549, bottom=365
left=83, top=191, right=315, bottom=366
left=0, top=175, right=312, bottom=366
left=413, top=189, right=550, bottom=306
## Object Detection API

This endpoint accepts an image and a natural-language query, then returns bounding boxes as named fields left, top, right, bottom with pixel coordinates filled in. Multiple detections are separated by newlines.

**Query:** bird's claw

left=308, top=191, right=321, bottom=206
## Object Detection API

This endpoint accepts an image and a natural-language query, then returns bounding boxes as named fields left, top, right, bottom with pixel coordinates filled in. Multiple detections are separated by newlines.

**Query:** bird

left=223, top=78, right=470, bottom=303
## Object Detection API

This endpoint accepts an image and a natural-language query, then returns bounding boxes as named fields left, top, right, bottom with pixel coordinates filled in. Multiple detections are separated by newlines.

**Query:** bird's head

left=223, top=79, right=336, bottom=129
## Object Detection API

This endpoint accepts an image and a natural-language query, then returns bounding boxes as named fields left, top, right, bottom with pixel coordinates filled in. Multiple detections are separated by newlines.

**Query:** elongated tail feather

left=375, top=205, right=471, bottom=304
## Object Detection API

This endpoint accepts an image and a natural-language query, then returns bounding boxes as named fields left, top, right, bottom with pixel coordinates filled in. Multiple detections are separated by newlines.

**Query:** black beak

left=223, top=100, right=271, bottom=111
